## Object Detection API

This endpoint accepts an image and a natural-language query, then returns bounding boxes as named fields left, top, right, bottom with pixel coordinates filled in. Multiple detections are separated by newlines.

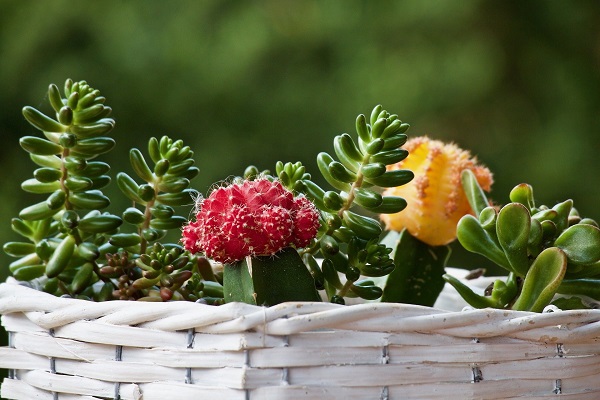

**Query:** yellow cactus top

left=380, top=136, right=493, bottom=246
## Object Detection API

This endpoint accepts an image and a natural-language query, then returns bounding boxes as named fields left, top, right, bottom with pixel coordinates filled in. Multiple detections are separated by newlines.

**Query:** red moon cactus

left=182, top=179, right=320, bottom=264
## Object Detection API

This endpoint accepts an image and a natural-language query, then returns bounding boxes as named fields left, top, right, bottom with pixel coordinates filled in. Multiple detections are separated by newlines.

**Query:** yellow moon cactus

left=380, top=136, right=493, bottom=246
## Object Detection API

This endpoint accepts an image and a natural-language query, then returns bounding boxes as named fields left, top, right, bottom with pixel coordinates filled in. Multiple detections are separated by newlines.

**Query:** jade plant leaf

left=512, top=247, right=567, bottom=312
left=509, top=183, right=535, bottom=211
left=457, top=214, right=512, bottom=272
left=558, top=278, right=600, bottom=301
left=497, top=203, right=531, bottom=276
left=223, top=247, right=321, bottom=306
left=461, top=169, right=489, bottom=218
left=381, top=229, right=450, bottom=306
left=554, top=224, right=600, bottom=265
left=564, top=261, right=600, bottom=279
left=442, top=274, right=500, bottom=308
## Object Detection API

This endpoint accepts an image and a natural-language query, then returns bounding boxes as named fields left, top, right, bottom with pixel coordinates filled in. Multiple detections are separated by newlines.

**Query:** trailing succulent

left=5, top=79, right=222, bottom=302
left=444, top=170, right=600, bottom=311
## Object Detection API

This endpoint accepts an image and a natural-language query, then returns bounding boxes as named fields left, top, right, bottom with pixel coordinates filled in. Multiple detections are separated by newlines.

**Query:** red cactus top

left=182, top=179, right=320, bottom=264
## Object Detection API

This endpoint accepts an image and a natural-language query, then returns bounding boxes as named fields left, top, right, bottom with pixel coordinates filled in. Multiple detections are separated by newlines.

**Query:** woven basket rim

left=2, top=280, right=600, bottom=340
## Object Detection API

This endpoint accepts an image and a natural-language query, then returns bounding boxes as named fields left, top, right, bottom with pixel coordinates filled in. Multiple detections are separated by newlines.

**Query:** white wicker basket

left=1, top=279, right=600, bottom=400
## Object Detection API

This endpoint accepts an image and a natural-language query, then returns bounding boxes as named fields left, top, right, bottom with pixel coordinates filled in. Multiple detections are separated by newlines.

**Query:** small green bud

left=138, top=184, right=156, bottom=202
left=154, top=159, right=170, bottom=177
left=45, top=235, right=76, bottom=278
left=46, top=190, right=66, bottom=210
left=345, top=266, right=361, bottom=282
left=20, top=136, right=63, bottom=156
left=142, top=228, right=166, bottom=242
left=58, top=106, right=73, bottom=126
left=350, top=282, right=383, bottom=300
left=65, top=176, right=93, bottom=191
left=319, top=235, right=340, bottom=255
left=356, top=114, right=370, bottom=143
left=77, top=214, right=122, bottom=233
left=361, top=163, right=386, bottom=178
left=371, top=118, right=387, bottom=139
left=109, top=233, right=142, bottom=248
left=61, top=210, right=80, bottom=229
left=64, top=156, right=87, bottom=173
left=34, top=168, right=63, bottom=183
left=67, top=92, right=79, bottom=109
left=151, top=204, right=175, bottom=219
left=365, top=138, right=385, bottom=154
left=59, top=133, right=77, bottom=148
left=363, top=169, right=413, bottom=188
left=323, top=191, right=344, bottom=211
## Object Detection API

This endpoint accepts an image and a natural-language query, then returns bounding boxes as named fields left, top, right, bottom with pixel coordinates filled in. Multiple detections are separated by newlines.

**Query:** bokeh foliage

left=1, top=0, right=599, bottom=379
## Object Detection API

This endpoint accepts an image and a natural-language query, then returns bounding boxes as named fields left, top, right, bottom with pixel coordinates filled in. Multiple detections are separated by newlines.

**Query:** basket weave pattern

left=1, top=281, right=600, bottom=400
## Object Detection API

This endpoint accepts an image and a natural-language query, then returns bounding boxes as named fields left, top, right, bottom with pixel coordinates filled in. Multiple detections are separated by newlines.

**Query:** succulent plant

left=183, top=105, right=420, bottom=306
left=182, top=179, right=319, bottom=264
left=277, top=105, right=417, bottom=305
left=7, top=78, right=597, bottom=313
left=3, top=79, right=222, bottom=302
left=445, top=170, right=600, bottom=311
left=5, top=81, right=428, bottom=307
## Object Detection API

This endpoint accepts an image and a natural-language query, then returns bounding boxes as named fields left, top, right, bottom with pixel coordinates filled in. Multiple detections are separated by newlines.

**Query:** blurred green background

left=1, top=0, right=599, bottom=387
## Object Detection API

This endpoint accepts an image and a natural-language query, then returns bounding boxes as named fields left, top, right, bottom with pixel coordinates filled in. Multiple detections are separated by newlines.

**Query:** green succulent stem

left=337, top=279, right=353, bottom=298
left=337, top=157, right=368, bottom=219
left=60, top=149, right=72, bottom=211
left=139, top=197, right=156, bottom=254
left=196, top=257, right=218, bottom=282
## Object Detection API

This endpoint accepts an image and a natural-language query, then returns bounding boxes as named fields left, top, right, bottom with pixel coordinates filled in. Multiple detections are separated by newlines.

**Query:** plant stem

left=337, top=153, right=370, bottom=219
left=196, top=256, right=217, bottom=282
left=337, top=279, right=353, bottom=298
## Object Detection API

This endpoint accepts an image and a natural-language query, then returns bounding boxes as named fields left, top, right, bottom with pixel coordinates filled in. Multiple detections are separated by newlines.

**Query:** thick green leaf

left=461, top=169, right=489, bottom=218
left=442, top=274, right=499, bottom=308
left=558, top=279, right=600, bottom=300
left=381, top=229, right=450, bottom=306
left=554, top=224, right=600, bottom=265
left=497, top=203, right=531, bottom=276
left=512, top=247, right=567, bottom=312
left=509, top=183, right=535, bottom=211
left=457, top=214, right=512, bottom=272
left=551, top=199, right=573, bottom=232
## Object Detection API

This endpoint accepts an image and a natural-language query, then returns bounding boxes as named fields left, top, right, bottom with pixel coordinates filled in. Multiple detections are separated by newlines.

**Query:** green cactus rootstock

left=446, top=170, right=600, bottom=311
left=3, top=79, right=222, bottom=302
left=224, top=247, right=321, bottom=306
